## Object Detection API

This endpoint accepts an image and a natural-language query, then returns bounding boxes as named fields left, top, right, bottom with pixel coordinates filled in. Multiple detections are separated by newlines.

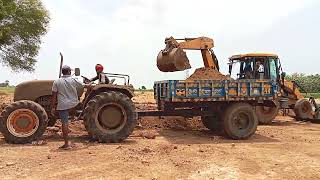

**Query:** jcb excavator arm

left=157, top=36, right=219, bottom=72
left=280, top=80, right=305, bottom=107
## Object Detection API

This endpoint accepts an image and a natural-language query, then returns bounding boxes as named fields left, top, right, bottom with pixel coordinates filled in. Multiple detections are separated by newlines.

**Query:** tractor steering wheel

left=81, top=76, right=91, bottom=84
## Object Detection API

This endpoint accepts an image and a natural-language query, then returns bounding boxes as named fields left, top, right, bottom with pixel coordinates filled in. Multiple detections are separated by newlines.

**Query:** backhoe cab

left=228, top=53, right=280, bottom=81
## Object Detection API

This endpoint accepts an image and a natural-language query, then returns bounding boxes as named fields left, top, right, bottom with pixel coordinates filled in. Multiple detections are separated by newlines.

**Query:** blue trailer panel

left=154, top=79, right=278, bottom=102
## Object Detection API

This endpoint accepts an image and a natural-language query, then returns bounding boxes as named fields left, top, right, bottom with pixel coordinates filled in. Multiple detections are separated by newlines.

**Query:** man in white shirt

left=51, top=65, right=83, bottom=149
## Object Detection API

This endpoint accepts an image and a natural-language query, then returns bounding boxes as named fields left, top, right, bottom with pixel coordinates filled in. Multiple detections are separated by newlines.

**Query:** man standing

left=51, top=65, right=83, bottom=149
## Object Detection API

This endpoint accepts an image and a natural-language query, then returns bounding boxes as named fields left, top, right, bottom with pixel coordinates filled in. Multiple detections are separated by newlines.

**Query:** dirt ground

left=0, top=92, right=320, bottom=180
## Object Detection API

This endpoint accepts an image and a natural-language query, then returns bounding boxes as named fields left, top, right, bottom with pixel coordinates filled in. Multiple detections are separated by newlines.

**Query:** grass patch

left=0, top=87, right=15, bottom=95
left=304, top=93, right=320, bottom=99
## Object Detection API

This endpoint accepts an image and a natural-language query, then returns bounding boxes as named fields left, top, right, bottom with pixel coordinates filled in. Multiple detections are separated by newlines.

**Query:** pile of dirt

left=0, top=95, right=12, bottom=112
left=187, top=67, right=230, bottom=80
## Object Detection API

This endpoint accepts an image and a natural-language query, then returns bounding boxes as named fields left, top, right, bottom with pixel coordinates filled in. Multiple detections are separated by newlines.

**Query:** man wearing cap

left=90, top=64, right=110, bottom=84
left=51, top=65, right=84, bottom=149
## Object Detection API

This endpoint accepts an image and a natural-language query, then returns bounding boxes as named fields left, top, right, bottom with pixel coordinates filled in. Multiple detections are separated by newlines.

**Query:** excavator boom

left=157, top=36, right=219, bottom=72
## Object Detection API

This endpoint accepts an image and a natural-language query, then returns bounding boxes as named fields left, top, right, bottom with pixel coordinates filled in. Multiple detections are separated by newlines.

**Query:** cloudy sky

left=1, top=0, right=319, bottom=88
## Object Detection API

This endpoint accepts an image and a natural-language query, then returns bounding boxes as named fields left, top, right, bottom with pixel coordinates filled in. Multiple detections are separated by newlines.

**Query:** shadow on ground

left=157, top=129, right=279, bottom=145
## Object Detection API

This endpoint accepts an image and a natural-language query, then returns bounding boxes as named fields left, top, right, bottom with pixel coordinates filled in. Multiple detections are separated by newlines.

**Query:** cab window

left=269, top=58, right=277, bottom=80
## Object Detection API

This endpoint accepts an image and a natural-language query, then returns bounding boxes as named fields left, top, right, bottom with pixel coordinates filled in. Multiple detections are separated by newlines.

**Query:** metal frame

left=138, top=109, right=214, bottom=117
left=101, top=73, right=130, bottom=85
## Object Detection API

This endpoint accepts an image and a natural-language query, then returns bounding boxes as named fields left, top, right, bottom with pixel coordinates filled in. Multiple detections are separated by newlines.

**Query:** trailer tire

left=83, top=91, right=137, bottom=143
left=223, top=103, right=258, bottom=140
left=0, top=100, right=48, bottom=144
left=294, top=99, right=313, bottom=120
left=201, top=114, right=223, bottom=133
left=256, top=105, right=279, bottom=124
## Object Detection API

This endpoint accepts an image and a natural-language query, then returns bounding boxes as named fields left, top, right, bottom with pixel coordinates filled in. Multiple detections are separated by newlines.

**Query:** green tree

left=286, top=73, right=320, bottom=93
left=0, top=0, right=50, bottom=71
left=141, top=86, right=146, bottom=90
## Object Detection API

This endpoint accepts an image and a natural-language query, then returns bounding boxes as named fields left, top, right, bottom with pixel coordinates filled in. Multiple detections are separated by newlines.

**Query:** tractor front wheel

left=0, top=100, right=48, bottom=144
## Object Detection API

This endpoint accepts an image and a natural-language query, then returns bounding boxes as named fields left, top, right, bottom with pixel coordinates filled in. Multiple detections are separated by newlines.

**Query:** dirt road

left=0, top=93, right=320, bottom=179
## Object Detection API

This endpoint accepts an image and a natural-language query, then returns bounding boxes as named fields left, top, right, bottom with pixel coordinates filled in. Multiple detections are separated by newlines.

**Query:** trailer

left=138, top=79, right=278, bottom=140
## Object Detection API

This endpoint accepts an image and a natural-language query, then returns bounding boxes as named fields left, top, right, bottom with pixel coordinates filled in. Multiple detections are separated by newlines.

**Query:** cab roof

left=229, top=53, right=278, bottom=60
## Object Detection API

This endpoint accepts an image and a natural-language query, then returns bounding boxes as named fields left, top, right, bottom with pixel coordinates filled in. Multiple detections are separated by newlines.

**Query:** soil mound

left=187, top=67, right=230, bottom=80
left=0, top=95, right=12, bottom=111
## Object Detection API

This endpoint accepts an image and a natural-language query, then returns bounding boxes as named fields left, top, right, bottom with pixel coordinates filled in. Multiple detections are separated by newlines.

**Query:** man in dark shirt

left=90, top=64, right=110, bottom=84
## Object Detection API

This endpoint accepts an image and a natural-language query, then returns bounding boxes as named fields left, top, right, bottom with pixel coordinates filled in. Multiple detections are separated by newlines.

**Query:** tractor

left=0, top=54, right=137, bottom=144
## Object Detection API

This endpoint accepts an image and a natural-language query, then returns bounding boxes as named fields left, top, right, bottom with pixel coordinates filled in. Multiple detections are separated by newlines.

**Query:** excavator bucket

left=157, top=47, right=191, bottom=72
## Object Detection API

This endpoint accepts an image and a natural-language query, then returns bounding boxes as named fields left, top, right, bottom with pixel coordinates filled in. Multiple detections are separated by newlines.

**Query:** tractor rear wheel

left=256, top=105, right=279, bottom=124
left=0, top=100, right=48, bottom=144
left=83, top=91, right=137, bottom=143
left=223, top=103, right=258, bottom=140
left=294, top=99, right=313, bottom=120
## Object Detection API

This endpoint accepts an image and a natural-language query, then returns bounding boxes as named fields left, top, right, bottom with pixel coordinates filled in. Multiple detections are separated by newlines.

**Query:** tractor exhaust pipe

left=59, top=52, right=63, bottom=78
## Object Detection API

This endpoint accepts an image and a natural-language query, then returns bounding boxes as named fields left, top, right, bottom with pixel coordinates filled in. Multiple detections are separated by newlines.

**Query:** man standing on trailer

left=51, top=65, right=83, bottom=149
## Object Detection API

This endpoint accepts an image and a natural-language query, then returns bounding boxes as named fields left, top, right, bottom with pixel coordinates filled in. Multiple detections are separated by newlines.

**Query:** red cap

left=95, top=64, right=104, bottom=72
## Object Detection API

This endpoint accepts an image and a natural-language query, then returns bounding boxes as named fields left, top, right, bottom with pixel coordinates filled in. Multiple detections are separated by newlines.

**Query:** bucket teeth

left=157, top=48, right=191, bottom=72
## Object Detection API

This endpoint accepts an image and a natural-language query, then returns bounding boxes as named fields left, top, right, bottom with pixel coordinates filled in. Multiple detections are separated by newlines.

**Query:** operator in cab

left=90, top=64, right=110, bottom=84
left=255, top=61, right=265, bottom=79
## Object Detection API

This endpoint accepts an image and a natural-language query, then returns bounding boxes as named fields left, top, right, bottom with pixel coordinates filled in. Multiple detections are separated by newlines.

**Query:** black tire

left=201, top=114, right=223, bottom=133
left=83, top=91, right=137, bottom=143
left=47, top=116, right=57, bottom=127
left=35, top=95, right=56, bottom=126
left=256, top=105, right=279, bottom=124
left=223, top=103, right=258, bottom=140
left=294, top=99, right=313, bottom=120
left=0, top=100, right=48, bottom=144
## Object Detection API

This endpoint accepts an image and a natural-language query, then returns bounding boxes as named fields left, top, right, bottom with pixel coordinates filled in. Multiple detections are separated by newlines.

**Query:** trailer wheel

left=83, top=91, right=137, bottom=143
left=0, top=100, right=48, bottom=144
left=294, top=99, right=313, bottom=120
left=223, top=103, right=258, bottom=140
left=256, top=105, right=279, bottom=124
left=201, top=114, right=223, bottom=133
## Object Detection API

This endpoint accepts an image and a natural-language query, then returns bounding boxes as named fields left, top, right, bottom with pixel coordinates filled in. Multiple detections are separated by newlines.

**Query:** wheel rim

left=95, top=103, right=127, bottom=133
left=232, top=111, right=250, bottom=131
left=6, top=109, right=40, bottom=137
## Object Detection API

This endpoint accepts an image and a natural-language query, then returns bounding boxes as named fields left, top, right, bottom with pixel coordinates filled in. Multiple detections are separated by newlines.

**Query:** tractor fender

left=14, top=80, right=54, bottom=102
left=83, top=85, right=134, bottom=107
left=14, top=80, right=84, bottom=102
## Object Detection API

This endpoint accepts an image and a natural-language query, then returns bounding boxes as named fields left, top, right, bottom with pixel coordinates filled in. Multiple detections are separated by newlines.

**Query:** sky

left=0, top=0, right=319, bottom=88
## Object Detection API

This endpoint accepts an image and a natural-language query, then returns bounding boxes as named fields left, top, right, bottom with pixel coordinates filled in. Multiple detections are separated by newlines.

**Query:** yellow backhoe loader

left=157, top=36, right=317, bottom=124
left=228, top=53, right=315, bottom=124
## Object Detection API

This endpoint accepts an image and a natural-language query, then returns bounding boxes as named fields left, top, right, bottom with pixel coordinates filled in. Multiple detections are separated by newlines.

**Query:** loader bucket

left=157, top=47, right=191, bottom=72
